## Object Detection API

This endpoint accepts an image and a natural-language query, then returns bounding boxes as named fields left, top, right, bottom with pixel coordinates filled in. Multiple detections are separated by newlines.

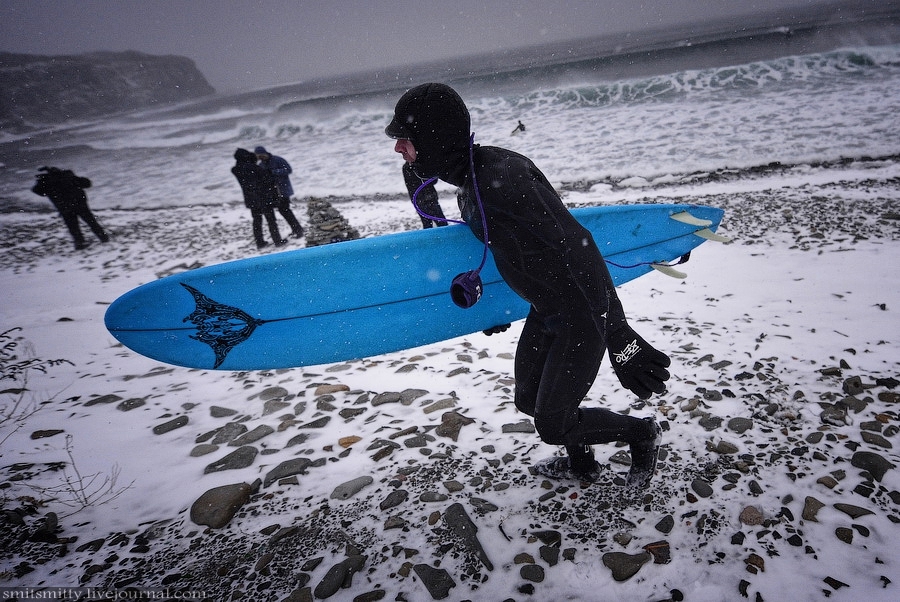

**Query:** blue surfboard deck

left=105, top=204, right=724, bottom=370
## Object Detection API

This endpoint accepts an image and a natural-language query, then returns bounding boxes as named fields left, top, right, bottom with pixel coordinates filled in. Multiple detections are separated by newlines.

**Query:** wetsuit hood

left=385, top=83, right=470, bottom=184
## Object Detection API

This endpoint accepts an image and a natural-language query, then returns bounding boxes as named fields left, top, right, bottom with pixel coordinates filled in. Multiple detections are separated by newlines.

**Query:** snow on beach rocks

left=1, top=172, right=899, bottom=601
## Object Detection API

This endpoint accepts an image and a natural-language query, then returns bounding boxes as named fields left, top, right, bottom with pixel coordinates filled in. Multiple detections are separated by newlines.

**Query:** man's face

left=394, top=139, right=417, bottom=163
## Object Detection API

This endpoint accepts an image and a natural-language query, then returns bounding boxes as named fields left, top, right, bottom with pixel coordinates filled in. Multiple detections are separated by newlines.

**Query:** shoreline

left=1, top=174, right=898, bottom=600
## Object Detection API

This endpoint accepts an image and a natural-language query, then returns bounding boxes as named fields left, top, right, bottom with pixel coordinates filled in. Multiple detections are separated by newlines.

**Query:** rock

left=860, top=431, right=892, bottom=449
left=727, top=417, right=753, bottom=434
left=1, top=51, right=213, bottom=127
left=802, top=496, right=825, bottom=522
left=520, top=563, right=545, bottom=582
left=28, top=512, right=59, bottom=543
left=444, top=502, right=493, bottom=570
left=602, top=551, right=651, bottom=581
left=116, top=398, right=145, bottom=411
left=643, top=540, right=671, bottom=564
left=190, top=482, right=253, bottom=529
left=211, top=422, right=248, bottom=445
left=306, top=198, right=360, bottom=247
left=434, top=411, right=474, bottom=441
left=691, top=479, right=714, bottom=498
left=229, top=424, right=274, bottom=446
left=851, top=451, right=895, bottom=481
left=190, top=444, right=218, bottom=457
left=842, top=376, right=864, bottom=395
left=833, top=503, right=874, bottom=519
left=372, top=392, right=401, bottom=406
left=152, top=416, right=188, bottom=435
left=655, top=515, right=675, bottom=534
left=502, top=420, right=536, bottom=434
left=84, top=394, right=123, bottom=407
left=263, top=458, right=313, bottom=488
left=204, top=446, right=258, bottom=474
left=380, top=489, right=409, bottom=510
left=330, top=476, right=373, bottom=500
left=739, top=506, right=764, bottom=526
left=314, top=555, right=367, bottom=599
left=210, top=405, right=238, bottom=418
left=835, top=527, right=854, bottom=544
left=413, top=564, right=456, bottom=600
left=30, top=429, right=64, bottom=439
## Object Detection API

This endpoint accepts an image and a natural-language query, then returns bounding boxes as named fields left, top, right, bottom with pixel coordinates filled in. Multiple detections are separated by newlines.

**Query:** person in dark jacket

left=403, top=162, right=447, bottom=228
left=254, top=146, right=303, bottom=238
left=231, top=148, right=286, bottom=249
left=386, top=83, right=671, bottom=488
left=31, top=166, right=109, bottom=250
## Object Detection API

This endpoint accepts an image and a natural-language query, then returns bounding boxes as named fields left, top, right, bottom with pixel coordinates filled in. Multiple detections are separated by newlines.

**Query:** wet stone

left=739, top=506, right=764, bottom=526
left=30, top=430, right=64, bottom=440
left=435, top=411, right=474, bottom=441
left=835, top=527, right=854, bottom=544
left=153, top=416, right=188, bottom=435
left=209, top=405, right=237, bottom=418
left=602, top=551, right=651, bottom=582
left=331, top=476, right=373, bottom=500
left=502, top=420, right=536, bottom=434
left=727, top=417, right=753, bottom=434
left=413, top=564, right=455, bottom=600
left=691, top=479, right=714, bottom=498
left=379, top=489, right=409, bottom=511
left=212, top=422, right=248, bottom=445
left=851, top=451, right=895, bottom=481
left=84, top=394, right=122, bottom=407
left=204, top=446, right=258, bottom=474
left=190, top=444, right=219, bottom=457
left=520, top=563, right=545, bottom=583
left=655, top=515, right=675, bottom=534
left=264, top=458, right=313, bottom=488
left=833, top=503, right=874, bottom=519
left=860, top=432, right=892, bottom=449
left=372, top=392, right=401, bottom=406
left=802, top=496, right=825, bottom=521
left=116, top=398, right=145, bottom=411
left=229, top=424, right=274, bottom=446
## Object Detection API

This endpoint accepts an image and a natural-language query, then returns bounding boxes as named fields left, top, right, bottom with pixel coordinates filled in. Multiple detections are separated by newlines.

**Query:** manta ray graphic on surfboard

left=104, top=204, right=727, bottom=371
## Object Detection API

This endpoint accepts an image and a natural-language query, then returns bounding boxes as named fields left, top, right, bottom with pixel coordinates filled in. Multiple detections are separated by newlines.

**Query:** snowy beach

left=1, top=161, right=898, bottom=600
left=2, top=11, right=900, bottom=599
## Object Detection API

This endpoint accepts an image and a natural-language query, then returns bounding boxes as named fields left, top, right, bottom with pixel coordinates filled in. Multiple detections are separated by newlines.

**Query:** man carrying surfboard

left=386, top=83, right=671, bottom=488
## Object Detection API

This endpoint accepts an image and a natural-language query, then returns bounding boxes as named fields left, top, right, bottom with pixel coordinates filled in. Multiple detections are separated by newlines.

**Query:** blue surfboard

left=104, top=204, right=725, bottom=370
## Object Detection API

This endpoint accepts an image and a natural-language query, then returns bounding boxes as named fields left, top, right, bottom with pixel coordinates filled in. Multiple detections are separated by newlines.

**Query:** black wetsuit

left=386, top=83, right=669, bottom=463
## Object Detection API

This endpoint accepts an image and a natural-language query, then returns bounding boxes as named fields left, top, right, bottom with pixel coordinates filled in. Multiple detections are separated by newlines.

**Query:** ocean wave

left=506, top=45, right=900, bottom=110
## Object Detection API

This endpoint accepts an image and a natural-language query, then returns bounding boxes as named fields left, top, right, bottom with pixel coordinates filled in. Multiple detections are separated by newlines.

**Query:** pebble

left=330, top=476, right=373, bottom=500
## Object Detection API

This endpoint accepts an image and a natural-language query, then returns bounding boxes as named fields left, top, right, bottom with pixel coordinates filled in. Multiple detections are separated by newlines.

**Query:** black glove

left=482, top=323, right=510, bottom=336
left=607, top=324, right=671, bottom=399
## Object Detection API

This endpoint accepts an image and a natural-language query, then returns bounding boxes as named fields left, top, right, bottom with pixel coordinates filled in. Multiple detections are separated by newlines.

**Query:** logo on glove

left=614, top=338, right=641, bottom=365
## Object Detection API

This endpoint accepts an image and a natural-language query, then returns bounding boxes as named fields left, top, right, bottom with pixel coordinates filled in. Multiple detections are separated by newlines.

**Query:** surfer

left=231, top=148, right=287, bottom=249
left=32, top=166, right=109, bottom=250
left=402, top=162, right=447, bottom=228
left=511, top=120, right=526, bottom=135
left=254, top=146, right=304, bottom=238
left=386, top=83, right=671, bottom=487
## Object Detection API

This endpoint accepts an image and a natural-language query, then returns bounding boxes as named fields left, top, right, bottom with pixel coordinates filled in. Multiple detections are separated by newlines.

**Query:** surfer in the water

left=386, top=83, right=671, bottom=487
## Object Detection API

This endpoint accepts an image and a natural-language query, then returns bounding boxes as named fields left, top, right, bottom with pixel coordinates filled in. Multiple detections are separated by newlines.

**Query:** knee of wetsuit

left=533, top=413, right=571, bottom=447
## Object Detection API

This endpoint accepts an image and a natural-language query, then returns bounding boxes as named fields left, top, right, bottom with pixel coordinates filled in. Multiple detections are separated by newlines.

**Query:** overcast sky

left=0, top=0, right=873, bottom=93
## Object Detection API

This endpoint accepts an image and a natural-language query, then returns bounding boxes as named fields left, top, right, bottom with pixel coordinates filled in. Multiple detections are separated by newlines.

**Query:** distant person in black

left=231, top=148, right=286, bottom=249
left=31, top=166, right=109, bottom=250
left=511, top=120, right=526, bottom=135
left=402, top=162, right=447, bottom=228
left=254, top=146, right=304, bottom=238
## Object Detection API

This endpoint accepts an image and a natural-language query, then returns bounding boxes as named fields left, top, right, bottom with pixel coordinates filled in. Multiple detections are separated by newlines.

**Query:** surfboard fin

left=670, top=211, right=712, bottom=227
left=651, top=263, right=688, bottom=279
left=693, top=228, right=731, bottom=243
